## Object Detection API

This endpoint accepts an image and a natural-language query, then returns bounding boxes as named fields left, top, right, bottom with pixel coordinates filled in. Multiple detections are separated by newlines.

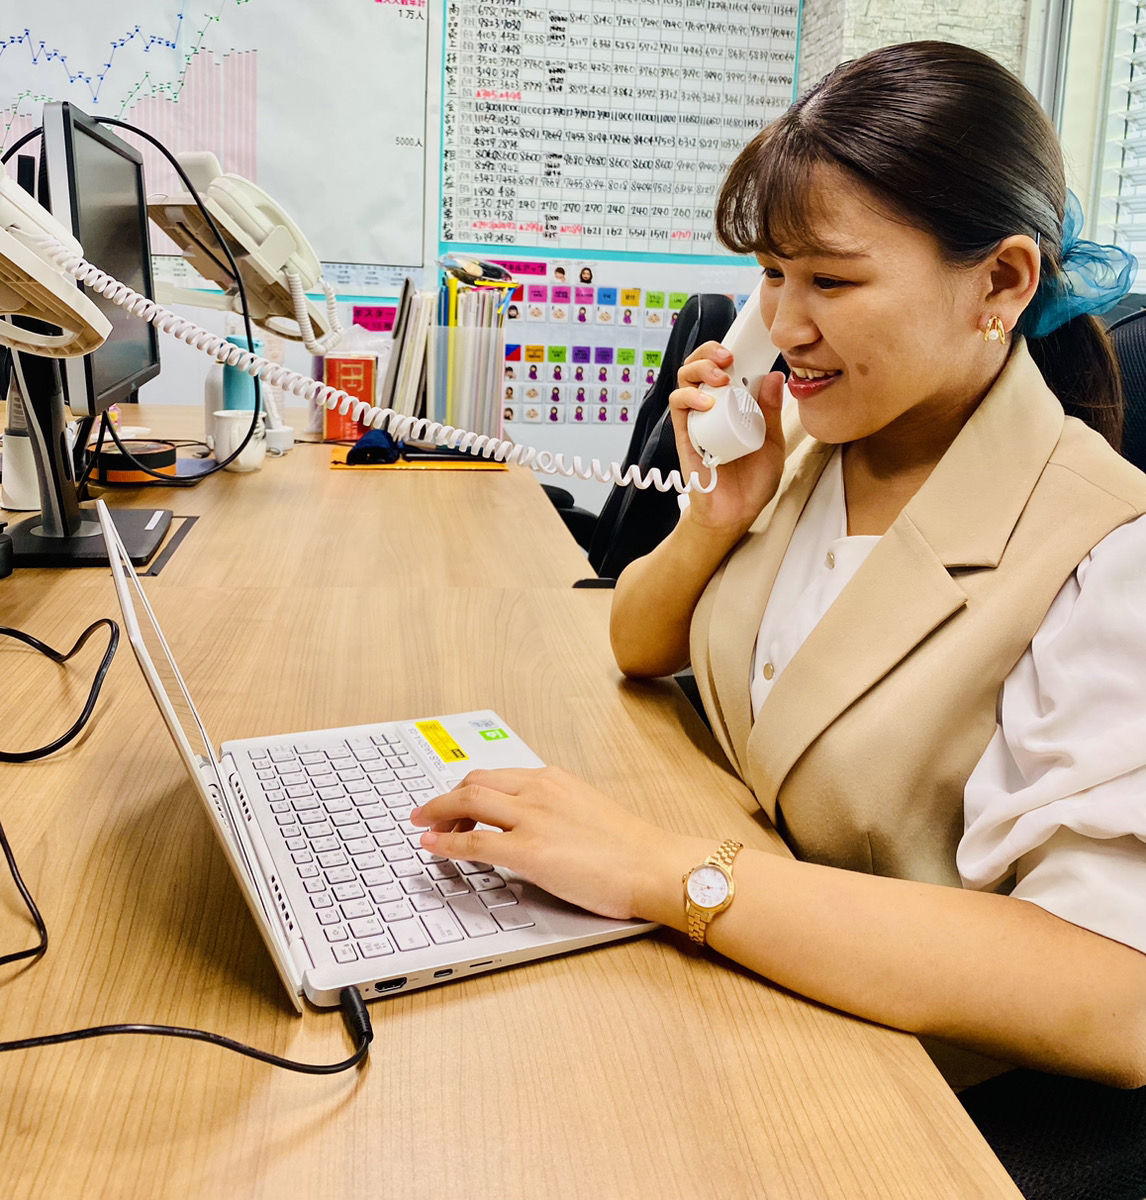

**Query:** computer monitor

left=44, top=102, right=161, bottom=417
left=5, top=101, right=172, bottom=567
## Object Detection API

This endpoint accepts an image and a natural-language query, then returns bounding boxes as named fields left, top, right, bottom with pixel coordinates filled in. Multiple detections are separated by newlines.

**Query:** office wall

left=798, top=0, right=1032, bottom=93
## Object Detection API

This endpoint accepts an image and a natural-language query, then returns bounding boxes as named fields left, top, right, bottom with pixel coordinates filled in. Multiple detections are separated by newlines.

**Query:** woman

left=412, top=43, right=1146, bottom=1092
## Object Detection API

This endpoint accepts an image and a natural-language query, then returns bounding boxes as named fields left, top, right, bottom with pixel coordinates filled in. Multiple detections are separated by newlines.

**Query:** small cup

left=213, top=410, right=266, bottom=472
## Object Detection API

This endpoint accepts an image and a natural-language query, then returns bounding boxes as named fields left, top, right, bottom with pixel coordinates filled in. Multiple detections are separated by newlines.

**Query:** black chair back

left=1106, top=308, right=1146, bottom=471
left=587, top=293, right=737, bottom=579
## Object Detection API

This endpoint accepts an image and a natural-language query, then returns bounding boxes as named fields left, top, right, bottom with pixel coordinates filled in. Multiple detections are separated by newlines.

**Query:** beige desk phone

left=0, top=174, right=110, bottom=357
left=687, top=278, right=775, bottom=466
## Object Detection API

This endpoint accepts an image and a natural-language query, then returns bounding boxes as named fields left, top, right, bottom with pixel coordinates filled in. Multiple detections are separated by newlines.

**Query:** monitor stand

left=7, top=505, right=172, bottom=567
left=4, top=346, right=173, bottom=569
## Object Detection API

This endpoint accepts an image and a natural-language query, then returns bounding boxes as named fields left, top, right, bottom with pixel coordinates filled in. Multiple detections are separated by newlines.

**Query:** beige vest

left=689, top=343, right=1146, bottom=1085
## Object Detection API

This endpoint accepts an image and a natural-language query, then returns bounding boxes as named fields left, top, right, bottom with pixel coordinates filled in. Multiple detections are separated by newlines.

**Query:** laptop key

left=316, top=909, right=340, bottom=926
left=380, top=900, right=413, bottom=923
left=332, top=881, right=365, bottom=901
left=479, top=888, right=517, bottom=909
left=389, top=919, right=430, bottom=951
left=422, top=909, right=464, bottom=944
left=410, top=892, right=444, bottom=912
left=353, top=851, right=386, bottom=871
left=331, top=943, right=358, bottom=964
left=456, top=860, right=495, bottom=875
left=341, top=899, right=374, bottom=920
left=428, top=862, right=459, bottom=881
left=470, top=873, right=505, bottom=892
left=369, top=883, right=403, bottom=905
left=317, top=850, right=348, bottom=868
left=310, top=836, right=340, bottom=853
left=291, top=850, right=313, bottom=865
left=324, top=926, right=349, bottom=943
left=493, top=906, right=535, bottom=931
left=285, top=837, right=307, bottom=852
left=308, top=888, right=331, bottom=903
left=325, top=865, right=355, bottom=884
left=437, top=877, right=470, bottom=897
left=361, top=867, right=395, bottom=887
left=383, top=844, right=414, bottom=863
left=400, top=874, right=434, bottom=894
left=392, top=860, right=424, bottom=878
left=359, top=936, right=394, bottom=959
left=448, top=896, right=499, bottom=937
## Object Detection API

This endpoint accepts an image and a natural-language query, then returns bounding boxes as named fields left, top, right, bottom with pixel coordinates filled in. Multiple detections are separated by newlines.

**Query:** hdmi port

left=376, top=977, right=407, bottom=992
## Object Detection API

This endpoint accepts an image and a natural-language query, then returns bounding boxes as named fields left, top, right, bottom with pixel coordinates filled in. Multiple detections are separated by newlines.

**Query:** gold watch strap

left=686, top=839, right=743, bottom=946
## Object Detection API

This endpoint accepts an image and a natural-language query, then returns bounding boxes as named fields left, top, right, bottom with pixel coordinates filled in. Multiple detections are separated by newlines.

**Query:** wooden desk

left=0, top=426, right=1020, bottom=1199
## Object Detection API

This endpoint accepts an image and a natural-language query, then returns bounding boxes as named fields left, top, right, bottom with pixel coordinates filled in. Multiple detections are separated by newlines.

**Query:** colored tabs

left=620, top=288, right=641, bottom=307
left=511, top=284, right=524, bottom=301
left=668, top=293, right=689, bottom=310
left=593, top=346, right=614, bottom=364
left=527, top=285, right=549, bottom=302
left=572, top=345, right=592, bottom=363
left=547, top=345, right=568, bottom=363
left=504, top=343, right=523, bottom=361
left=642, top=350, right=664, bottom=367
left=352, top=305, right=397, bottom=333
left=616, top=347, right=637, bottom=365
left=597, top=287, right=618, bottom=305
left=525, top=344, right=546, bottom=362
left=551, top=286, right=572, bottom=303
left=574, top=287, right=594, bottom=304
left=645, top=291, right=666, bottom=308
left=492, top=259, right=548, bottom=277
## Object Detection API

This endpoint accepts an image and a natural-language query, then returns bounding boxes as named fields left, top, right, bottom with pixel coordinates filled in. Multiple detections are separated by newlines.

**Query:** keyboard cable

left=0, top=618, right=373, bottom=1074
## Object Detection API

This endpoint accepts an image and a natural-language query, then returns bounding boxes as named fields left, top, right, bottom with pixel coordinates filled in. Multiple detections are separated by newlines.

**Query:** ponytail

left=1025, top=316, right=1123, bottom=451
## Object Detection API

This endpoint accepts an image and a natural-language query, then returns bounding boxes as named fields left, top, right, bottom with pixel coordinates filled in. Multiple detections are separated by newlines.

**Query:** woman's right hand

left=670, top=341, right=787, bottom=536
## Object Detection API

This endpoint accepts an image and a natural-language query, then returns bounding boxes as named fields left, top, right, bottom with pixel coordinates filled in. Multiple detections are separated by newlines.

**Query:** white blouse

left=749, top=448, right=1146, bottom=955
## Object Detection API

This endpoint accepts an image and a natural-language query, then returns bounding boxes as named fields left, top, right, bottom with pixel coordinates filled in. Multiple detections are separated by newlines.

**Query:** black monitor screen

left=44, top=103, right=159, bottom=413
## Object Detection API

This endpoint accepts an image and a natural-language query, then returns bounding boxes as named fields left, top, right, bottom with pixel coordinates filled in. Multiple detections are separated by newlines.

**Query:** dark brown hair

left=715, top=40, right=1122, bottom=448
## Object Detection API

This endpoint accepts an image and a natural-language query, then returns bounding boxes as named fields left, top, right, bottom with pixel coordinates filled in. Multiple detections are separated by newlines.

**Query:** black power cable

left=0, top=619, right=373, bottom=1074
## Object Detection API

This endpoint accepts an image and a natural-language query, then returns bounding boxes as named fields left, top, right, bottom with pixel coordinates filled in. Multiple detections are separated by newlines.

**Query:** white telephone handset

left=0, top=173, right=110, bottom=357
left=687, top=279, right=777, bottom=466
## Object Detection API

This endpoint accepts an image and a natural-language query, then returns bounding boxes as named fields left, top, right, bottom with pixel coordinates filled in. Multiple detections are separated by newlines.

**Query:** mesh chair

left=1107, top=307, right=1146, bottom=471
left=545, top=293, right=737, bottom=585
left=959, top=1068, right=1146, bottom=1200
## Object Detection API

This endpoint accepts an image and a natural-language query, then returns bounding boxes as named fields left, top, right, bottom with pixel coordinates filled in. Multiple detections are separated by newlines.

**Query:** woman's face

left=756, top=169, right=1003, bottom=448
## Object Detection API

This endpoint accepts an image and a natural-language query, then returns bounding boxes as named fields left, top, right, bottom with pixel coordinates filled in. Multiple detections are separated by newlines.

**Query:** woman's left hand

left=410, top=766, right=698, bottom=923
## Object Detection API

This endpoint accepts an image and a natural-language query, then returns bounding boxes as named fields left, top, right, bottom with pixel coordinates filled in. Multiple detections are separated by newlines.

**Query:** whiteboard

left=0, top=0, right=430, bottom=266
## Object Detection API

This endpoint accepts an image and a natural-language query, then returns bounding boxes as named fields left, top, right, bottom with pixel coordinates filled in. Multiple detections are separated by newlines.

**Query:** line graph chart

left=0, top=1, right=429, bottom=270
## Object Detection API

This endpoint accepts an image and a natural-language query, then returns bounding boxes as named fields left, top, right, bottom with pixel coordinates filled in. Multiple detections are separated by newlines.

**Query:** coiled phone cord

left=17, top=227, right=720, bottom=496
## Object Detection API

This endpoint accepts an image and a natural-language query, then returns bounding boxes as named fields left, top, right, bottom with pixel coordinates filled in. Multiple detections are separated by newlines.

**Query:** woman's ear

left=982, top=235, right=1041, bottom=336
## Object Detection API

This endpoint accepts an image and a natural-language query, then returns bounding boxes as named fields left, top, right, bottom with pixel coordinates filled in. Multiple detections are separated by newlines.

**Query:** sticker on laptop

left=471, top=718, right=510, bottom=741
left=414, top=720, right=470, bottom=763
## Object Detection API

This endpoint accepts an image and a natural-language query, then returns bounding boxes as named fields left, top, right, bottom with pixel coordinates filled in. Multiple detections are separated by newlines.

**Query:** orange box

left=322, top=355, right=377, bottom=442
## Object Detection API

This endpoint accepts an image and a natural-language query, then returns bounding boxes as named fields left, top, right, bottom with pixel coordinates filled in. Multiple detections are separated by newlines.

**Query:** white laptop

left=98, top=501, right=654, bottom=1012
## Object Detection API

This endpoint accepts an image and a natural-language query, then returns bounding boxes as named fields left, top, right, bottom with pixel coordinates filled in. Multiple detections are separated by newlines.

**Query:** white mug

left=213, top=410, right=266, bottom=472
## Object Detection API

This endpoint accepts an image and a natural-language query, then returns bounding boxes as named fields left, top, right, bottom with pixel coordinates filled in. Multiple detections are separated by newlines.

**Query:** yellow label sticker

left=415, top=720, right=470, bottom=762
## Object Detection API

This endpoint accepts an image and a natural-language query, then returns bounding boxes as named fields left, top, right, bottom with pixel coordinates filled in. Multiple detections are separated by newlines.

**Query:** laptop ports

left=375, top=977, right=406, bottom=992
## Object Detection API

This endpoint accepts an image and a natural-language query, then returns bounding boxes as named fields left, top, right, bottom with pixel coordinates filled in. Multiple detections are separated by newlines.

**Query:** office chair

left=544, top=292, right=738, bottom=584
left=959, top=1067, right=1146, bottom=1200
left=1107, top=307, right=1146, bottom=472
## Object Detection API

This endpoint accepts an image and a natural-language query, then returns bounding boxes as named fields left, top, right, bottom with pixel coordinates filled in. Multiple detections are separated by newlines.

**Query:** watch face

left=686, top=864, right=729, bottom=909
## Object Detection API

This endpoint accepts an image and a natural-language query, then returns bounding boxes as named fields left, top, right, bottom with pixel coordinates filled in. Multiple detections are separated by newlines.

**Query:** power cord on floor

left=0, top=618, right=373, bottom=1074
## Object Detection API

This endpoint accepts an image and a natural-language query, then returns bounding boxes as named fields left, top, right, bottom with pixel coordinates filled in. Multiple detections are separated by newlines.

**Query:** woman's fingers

left=411, top=780, right=519, bottom=833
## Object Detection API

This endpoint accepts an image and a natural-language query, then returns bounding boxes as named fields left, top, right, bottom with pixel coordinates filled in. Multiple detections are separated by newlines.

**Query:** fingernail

left=409, top=806, right=423, bottom=823
left=421, top=831, right=439, bottom=848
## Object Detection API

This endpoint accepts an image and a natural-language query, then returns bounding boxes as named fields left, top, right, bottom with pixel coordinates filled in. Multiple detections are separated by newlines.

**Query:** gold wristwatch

left=682, top=839, right=743, bottom=946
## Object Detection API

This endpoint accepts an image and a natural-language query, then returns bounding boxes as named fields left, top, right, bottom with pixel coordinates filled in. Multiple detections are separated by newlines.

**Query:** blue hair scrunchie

left=1020, top=192, right=1138, bottom=338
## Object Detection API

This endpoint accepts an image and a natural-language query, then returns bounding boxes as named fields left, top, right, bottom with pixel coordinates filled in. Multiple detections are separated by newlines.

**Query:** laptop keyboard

left=244, top=730, right=534, bottom=967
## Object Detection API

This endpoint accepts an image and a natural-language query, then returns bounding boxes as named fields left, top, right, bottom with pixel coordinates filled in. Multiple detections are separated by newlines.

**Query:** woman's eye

left=813, top=276, right=851, bottom=290
left=762, top=267, right=784, bottom=281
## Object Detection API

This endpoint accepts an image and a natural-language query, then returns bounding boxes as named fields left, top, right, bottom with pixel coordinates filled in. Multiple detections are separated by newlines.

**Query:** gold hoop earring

left=983, top=316, right=1007, bottom=345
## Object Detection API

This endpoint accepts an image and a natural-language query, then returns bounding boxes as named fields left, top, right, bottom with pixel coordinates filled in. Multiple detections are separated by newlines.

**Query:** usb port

left=433, top=969, right=453, bottom=978
left=376, top=977, right=406, bottom=992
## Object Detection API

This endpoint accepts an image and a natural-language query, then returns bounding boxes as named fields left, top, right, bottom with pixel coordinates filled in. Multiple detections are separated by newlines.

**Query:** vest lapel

left=743, top=341, right=1067, bottom=819
left=707, top=437, right=833, bottom=777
